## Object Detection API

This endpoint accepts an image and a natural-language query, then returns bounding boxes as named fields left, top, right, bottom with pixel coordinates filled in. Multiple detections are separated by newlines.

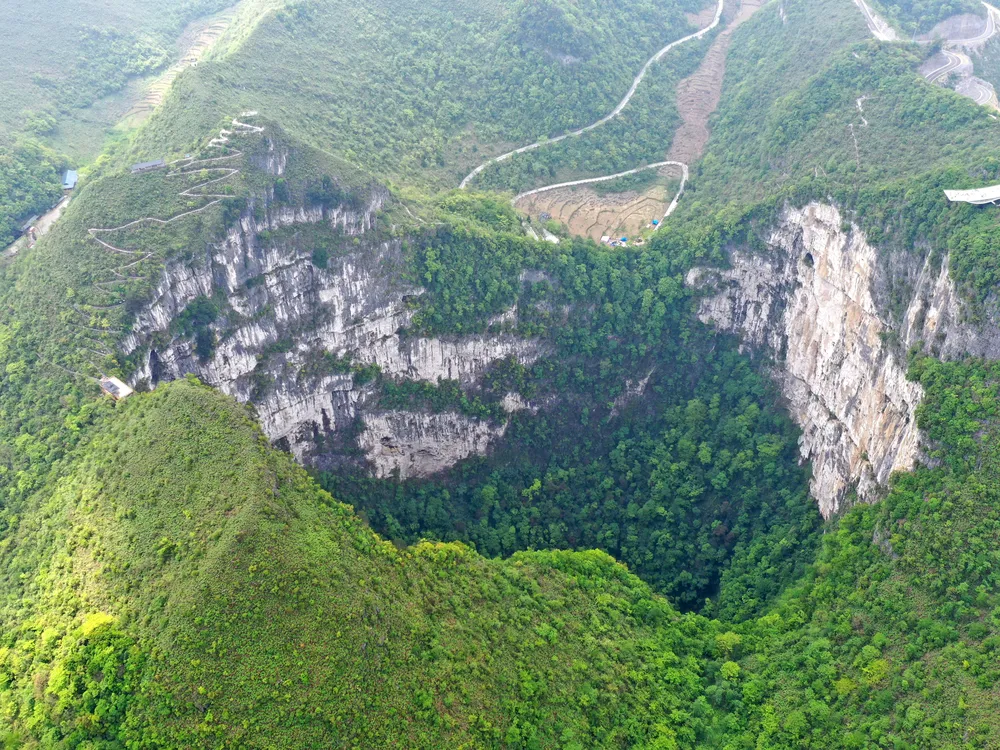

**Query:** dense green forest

left=0, top=143, right=64, bottom=246
left=721, top=355, right=1000, bottom=748
left=869, top=0, right=981, bottom=33
left=4, top=348, right=1000, bottom=746
left=0, top=379, right=731, bottom=748
left=324, top=216, right=820, bottom=619
left=129, top=0, right=710, bottom=185
left=7, top=0, right=1000, bottom=745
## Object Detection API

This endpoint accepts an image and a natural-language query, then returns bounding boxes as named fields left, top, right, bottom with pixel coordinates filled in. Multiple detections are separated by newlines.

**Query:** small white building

left=944, top=185, right=1000, bottom=205
left=100, top=376, right=134, bottom=401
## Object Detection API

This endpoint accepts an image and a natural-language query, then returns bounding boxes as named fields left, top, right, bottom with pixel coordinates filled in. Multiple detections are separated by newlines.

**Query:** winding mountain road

left=75, top=117, right=264, bottom=371
left=925, top=49, right=970, bottom=83
left=937, top=2, right=999, bottom=45
left=514, top=161, right=691, bottom=219
left=856, top=0, right=1000, bottom=109
left=459, top=0, right=725, bottom=190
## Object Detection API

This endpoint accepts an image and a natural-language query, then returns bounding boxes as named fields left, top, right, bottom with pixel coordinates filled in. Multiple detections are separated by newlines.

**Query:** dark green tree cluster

left=0, top=142, right=63, bottom=246
left=326, top=199, right=819, bottom=619
left=872, top=0, right=981, bottom=33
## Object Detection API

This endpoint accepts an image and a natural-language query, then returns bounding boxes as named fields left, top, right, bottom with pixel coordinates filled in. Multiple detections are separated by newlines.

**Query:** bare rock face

left=125, top=181, right=546, bottom=476
left=359, top=411, right=509, bottom=480
left=687, top=202, right=997, bottom=517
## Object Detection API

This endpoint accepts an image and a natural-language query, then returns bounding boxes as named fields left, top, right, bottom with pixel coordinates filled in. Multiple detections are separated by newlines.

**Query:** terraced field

left=518, top=165, right=684, bottom=241
left=123, top=6, right=240, bottom=125
left=512, top=0, right=766, bottom=242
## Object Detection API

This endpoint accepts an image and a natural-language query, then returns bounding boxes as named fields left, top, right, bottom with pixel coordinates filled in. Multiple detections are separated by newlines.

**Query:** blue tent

left=652, top=219, right=659, bottom=226
left=621, top=237, right=628, bottom=243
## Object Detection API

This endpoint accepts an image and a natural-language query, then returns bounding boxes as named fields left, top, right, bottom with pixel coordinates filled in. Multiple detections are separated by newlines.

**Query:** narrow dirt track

left=73, top=116, right=264, bottom=373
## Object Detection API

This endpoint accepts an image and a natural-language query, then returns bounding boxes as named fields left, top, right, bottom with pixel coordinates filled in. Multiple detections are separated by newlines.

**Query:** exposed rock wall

left=125, top=180, right=546, bottom=475
left=359, top=411, right=508, bottom=480
left=687, top=202, right=997, bottom=517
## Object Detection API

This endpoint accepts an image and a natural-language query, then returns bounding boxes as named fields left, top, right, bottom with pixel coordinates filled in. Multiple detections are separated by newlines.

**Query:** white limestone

left=359, top=411, right=507, bottom=479
left=689, top=203, right=926, bottom=517
left=126, top=169, right=545, bottom=476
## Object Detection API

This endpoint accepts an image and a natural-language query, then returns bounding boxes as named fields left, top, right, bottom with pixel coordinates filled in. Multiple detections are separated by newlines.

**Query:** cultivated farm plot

left=517, top=166, right=684, bottom=242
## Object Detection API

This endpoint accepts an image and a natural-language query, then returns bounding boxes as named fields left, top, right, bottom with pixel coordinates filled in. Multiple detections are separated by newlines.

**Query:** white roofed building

left=944, top=185, right=1000, bottom=205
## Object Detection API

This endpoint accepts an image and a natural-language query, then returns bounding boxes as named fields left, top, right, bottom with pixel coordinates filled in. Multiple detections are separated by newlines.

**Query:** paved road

left=853, top=0, right=898, bottom=41
left=925, top=49, right=969, bottom=82
left=856, top=0, right=1000, bottom=111
left=936, top=2, right=998, bottom=45
left=459, top=0, right=725, bottom=189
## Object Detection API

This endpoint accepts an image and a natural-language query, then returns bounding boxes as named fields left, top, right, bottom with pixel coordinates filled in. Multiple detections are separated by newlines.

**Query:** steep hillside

left=127, top=0, right=712, bottom=186
left=0, top=0, right=250, bottom=247
left=0, top=115, right=820, bottom=618
left=722, top=355, right=1000, bottom=748
left=0, top=378, right=727, bottom=748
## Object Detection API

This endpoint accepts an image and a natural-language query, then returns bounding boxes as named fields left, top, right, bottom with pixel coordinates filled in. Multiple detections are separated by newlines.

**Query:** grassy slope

left=5, top=0, right=1000, bottom=746
left=0, top=377, right=725, bottom=748
left=0, top=0, right=232, bottom=143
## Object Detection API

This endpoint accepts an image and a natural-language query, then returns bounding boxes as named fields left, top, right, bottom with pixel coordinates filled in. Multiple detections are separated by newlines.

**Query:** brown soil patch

left=667, top=0, right=765, bottom=164
left=686, top=0, right=722, bottom=27
left=517, top=165, right=684, bottom=242
left=515, top=0, right=766, bottom=242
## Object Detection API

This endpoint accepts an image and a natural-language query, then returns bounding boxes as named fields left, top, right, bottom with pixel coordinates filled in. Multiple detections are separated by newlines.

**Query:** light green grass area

left=0, top=0, right=232, bottom=140
left=0, top=0, right=247, bottom=246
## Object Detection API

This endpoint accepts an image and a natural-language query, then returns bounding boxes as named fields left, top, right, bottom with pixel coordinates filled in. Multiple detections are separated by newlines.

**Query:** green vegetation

left=6, top=0, right=1000, bottom=745
left=469, top=32, right=710, bottom=193
left=323, top=209, right=820, bottom=618
left=330, top=344, right=820, bottom=619
left=0, top=142, right=64, bottom=246
left=51, top=28, right=170, bottom=110
left=0, top=378, right=733, bottom=748
left=131, top=0, right=709, bottom=185
left=721, top=356, right=1000, bottom=747
left=869, top=0, right=981, bottom=33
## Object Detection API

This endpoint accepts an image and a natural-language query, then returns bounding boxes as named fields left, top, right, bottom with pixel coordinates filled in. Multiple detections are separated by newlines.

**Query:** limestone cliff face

left=687, top=202, right=999, bottom=517
left=124, top=178, right=546, bottom=476
left=359, top=411, right=509, bottom=480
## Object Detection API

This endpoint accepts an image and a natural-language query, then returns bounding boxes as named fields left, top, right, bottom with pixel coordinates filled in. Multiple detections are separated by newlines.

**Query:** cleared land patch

left=514, top=0, right=766, bottom=242
left=668, top=0, right=767, bottom=165
left=124, top=7, right=240, bottom=125
left=518, top=165, right=685, bottom=241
